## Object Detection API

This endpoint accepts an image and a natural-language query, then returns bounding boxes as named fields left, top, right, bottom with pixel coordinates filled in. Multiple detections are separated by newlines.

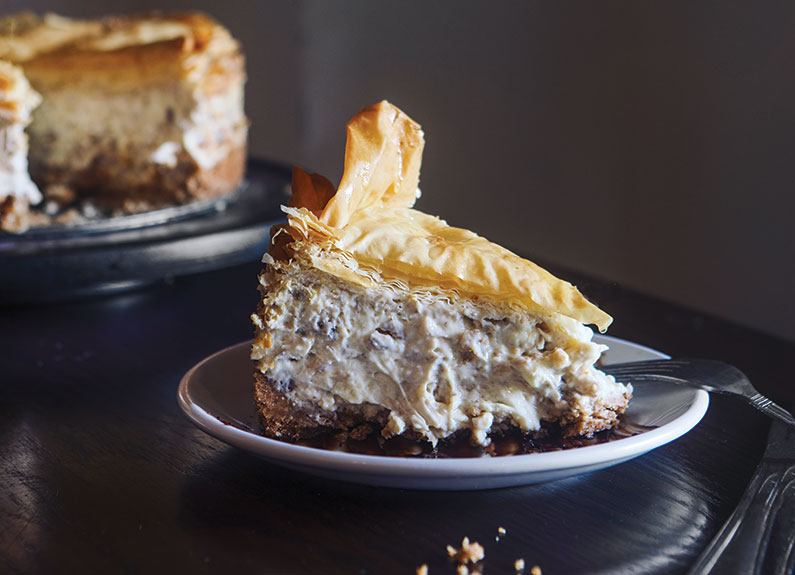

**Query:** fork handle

left=687, top=460, right=795, bottom=574
left=747, top=393, right=795, bottom=429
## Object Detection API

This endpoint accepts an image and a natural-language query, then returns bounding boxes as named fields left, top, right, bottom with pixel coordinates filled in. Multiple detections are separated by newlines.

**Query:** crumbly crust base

left=0, top=144, right=246, bottom=232
left=558, top=394, right=631, bottom=437
left=254, top=371, right=391, bottom=441
left=0, top=196, right=29, bottom=232
left=33, top=142, right=247, bottom=212
left=253, top=371, right=631, bottom=445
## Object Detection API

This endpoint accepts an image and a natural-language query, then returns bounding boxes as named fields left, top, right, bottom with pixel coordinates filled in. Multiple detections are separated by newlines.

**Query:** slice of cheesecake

left=251, top=101, right=630, bottom=447
left=0, top=12, right=247, bottom=230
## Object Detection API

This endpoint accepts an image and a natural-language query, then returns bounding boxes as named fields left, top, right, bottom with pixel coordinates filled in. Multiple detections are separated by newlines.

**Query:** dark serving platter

left=0, top=159, right=290, bottom=302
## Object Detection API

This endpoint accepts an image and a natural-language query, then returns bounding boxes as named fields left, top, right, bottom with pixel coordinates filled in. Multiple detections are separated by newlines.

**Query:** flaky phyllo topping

left=272, top=101, right=612, bottom=332
left=0, top=12, right=237, bottom=63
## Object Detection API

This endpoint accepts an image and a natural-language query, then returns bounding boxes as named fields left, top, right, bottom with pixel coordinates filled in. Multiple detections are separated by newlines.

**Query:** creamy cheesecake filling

left=0, top=61, right=41, bottom=205
left=181, top=83, right=247, bottom=170
left=1, top=123, right=40, bottom=203
left=25, top=70, right=246, bottom=196
left=252, top=259, right=630, bottom=446
left=27, top=74, right=190, bottom=179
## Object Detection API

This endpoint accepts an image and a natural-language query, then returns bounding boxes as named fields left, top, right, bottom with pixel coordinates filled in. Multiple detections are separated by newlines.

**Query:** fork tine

left=603, top=360, right=678, bottom=376
left=604, top=358, right=717, bottom=377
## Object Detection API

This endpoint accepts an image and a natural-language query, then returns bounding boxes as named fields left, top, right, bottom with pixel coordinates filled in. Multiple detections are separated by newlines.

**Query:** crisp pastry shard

left=251, top=101, right=630, bottom=447
left=0, top=12, right=247, bottom=232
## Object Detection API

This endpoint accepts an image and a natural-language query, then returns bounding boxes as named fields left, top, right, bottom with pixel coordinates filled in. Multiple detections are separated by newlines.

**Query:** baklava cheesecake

left=251, top=101, right=630, bottom=447
left=0, top=11, right=247, bottom=231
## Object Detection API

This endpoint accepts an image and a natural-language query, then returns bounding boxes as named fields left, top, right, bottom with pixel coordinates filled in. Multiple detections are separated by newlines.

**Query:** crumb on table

left=446, top=537, right=485, bottom=564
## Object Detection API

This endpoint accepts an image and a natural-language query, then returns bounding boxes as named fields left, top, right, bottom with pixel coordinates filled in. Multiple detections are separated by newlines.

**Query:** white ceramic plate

left=178, top=336, right=709, bottom=490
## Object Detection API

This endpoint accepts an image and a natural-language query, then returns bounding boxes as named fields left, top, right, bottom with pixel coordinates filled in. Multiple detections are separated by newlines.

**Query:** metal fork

left=605, top=358, right=795, bottom=573
left=603, top=358, right=795, bottom=429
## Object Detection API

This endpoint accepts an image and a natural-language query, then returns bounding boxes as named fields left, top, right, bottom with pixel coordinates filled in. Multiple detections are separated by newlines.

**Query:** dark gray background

left=9, top=0, right=795, bottom=341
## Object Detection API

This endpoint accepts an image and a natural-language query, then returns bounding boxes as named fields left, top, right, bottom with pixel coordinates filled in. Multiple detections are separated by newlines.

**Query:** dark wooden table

left=1, top=258, right=792, bottom=574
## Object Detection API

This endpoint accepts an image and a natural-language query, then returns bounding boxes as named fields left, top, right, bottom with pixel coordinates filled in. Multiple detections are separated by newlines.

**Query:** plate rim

left=178, top=336, right=709, bottom=478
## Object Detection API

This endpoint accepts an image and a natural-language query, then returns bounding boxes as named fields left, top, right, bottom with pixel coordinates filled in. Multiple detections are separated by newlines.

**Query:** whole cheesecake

left=0, top=12, right=247, bottom=231
left=250, top=101, right=631, bottom=448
